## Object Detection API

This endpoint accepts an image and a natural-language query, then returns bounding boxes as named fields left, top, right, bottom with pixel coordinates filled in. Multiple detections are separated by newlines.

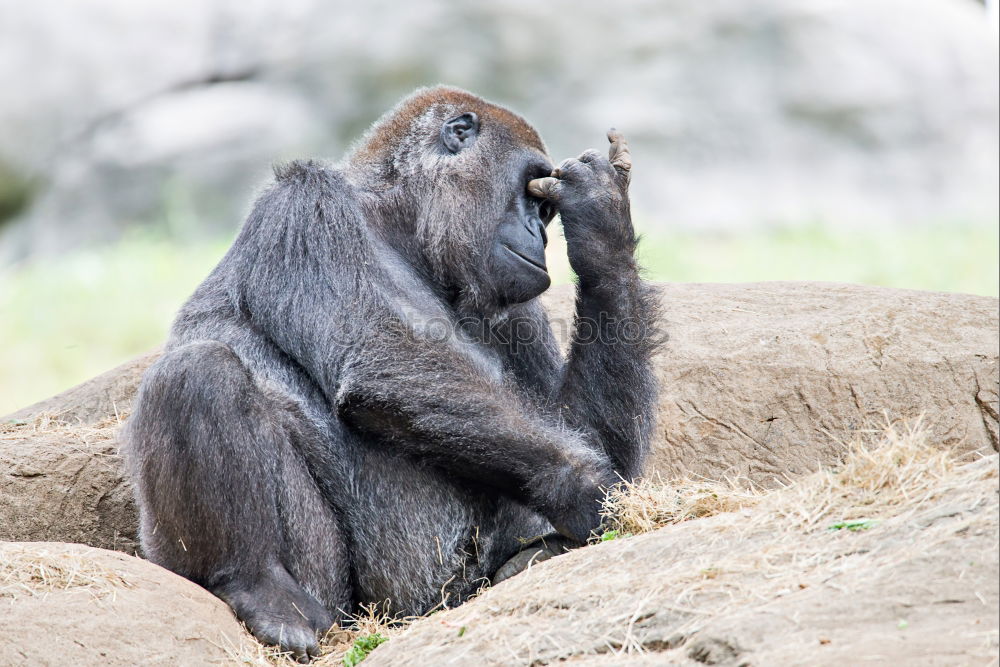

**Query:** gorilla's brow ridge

left=352, top=85, right=546, bottom=164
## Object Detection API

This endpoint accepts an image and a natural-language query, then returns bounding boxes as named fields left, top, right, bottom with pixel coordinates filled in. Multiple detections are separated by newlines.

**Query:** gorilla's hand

left=532, top=448, right=613, bottom=544
left=528, top=129, right=635, bottom=283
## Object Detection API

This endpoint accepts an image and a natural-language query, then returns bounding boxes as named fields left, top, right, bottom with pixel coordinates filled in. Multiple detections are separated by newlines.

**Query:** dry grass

left=0, top=545, right=133, bottom=601
left=594, top=417, right=998, bottom=639
left=602, top=416, right=993, bottom=537
left=601, top=474, right=761, bottom=537
left=0, top=412, right=124, bottom=441
left=768, top=417, right=979, bottom=532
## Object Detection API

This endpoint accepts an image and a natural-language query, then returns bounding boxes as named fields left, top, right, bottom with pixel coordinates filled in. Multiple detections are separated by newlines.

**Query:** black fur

left=123, top=86, right=659, bottom=660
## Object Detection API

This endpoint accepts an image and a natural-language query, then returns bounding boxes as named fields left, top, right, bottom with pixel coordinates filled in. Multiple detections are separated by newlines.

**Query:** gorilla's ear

left=441, top=112, right=479, bottom=153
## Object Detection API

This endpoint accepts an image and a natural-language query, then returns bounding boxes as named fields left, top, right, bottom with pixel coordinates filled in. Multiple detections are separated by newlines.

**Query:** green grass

left=598, top=529, right=633, bottom=542
left=342, top=633, right=389, bottom=666
left=0, top=233, right=231, bottom=415
left=828, top=519, right=877, bottom=532
left=636, top=224, right=999, bottom=294
left=0, top=222, right=996, bottom=416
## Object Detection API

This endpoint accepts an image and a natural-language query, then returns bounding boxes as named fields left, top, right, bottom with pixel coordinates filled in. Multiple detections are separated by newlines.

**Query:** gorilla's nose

left=525, top=217, right=548, bottom=246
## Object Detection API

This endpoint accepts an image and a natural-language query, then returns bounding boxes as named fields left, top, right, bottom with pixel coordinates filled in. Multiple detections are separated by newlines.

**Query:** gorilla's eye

left=538, top=200, right=555, bottom=223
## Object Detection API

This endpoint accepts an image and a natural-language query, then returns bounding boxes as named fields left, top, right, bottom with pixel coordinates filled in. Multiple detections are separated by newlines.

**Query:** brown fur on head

left=347, top=86, right=552, bottom=311
left=349, top=86, right=546, bottom=176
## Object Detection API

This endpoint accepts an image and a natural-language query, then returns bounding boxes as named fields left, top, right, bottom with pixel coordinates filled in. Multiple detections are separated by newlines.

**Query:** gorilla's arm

left=229, top=161, right=374, bottom=394
left=529, top=132, right=661, bottom=481
left=557, top=274, right=659, bottom=481
left=335, top=331, right=609, bottom=542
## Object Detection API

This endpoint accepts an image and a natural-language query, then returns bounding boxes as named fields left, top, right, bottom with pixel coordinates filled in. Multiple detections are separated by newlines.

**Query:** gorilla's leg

left=125, top=341, right=351, bottom=660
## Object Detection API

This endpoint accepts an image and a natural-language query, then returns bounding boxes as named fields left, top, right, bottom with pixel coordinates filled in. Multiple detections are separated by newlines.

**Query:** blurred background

left=1, top=0, right=998, bottom=414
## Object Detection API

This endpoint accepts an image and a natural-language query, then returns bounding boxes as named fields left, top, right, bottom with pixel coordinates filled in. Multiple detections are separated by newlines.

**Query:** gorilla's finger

left=527, top=176, right=560, bottom=199
left=555, top=158, right=592, bottom=181
left=607, top=128, right=632, bottom=176
left=578, top=149, right=603, bottom=164
left=557, top=156, right=579, bottom=174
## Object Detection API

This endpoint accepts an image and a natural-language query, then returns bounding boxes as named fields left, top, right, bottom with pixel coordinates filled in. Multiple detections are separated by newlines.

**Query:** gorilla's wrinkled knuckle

left=557, top=157, right=579, bottom=173
left=560, top=161, right=599, bottom=185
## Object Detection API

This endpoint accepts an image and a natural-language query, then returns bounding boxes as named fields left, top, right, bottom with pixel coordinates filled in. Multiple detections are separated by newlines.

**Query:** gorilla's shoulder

left=259, top=160, right=366, bottom=239
left=272, top=159, right=343, bottom=185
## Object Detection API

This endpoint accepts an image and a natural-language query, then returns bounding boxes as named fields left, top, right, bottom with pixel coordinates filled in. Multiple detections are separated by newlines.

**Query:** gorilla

left=123, top=86, right=659, bottom=660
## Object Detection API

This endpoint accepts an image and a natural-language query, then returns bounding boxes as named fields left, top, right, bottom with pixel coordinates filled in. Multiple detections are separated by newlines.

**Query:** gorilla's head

left=349, top=86, right=556, bottom=312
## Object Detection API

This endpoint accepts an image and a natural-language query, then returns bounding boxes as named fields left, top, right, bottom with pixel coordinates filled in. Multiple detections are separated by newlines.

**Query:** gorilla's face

left=489, top=155, right=556, bottom=305
left=440, top=112, right=555, bottom=306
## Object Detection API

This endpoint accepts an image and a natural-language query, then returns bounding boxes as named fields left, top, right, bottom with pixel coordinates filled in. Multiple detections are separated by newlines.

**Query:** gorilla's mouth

left=502, top=244, right=547, bottom=273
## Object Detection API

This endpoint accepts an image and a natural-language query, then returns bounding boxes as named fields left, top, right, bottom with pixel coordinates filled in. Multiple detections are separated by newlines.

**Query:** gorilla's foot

left=492, top=533, right=578, bottom=585
left=215, top=563, right=334, bottom=662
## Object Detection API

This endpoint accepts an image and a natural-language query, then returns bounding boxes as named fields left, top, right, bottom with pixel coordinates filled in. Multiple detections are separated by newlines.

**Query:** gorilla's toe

left=251, top=618, right=321, bottom=662
left=214, top=563, right=334, bottom=661
left=492, top=533, right=578, bottom=585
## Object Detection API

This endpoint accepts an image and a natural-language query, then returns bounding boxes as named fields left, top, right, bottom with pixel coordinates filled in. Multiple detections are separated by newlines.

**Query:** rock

left=1, top=350, right=158, bottom=550
left=2, top=282, right=997, bottom=549
left=546, top=281, right=999, bottom=485
left=0, top=418, right=138, bottom=551
left=1, top=0, right=997, bottom=259
left=363, top=448, right=1000, bottom=665
left=0, top=541, right=254, bottom=665
left=2, top=81, right=320, bottom=258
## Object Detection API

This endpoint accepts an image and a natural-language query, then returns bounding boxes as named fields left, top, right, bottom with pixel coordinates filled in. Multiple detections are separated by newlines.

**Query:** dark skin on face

left=490, top=155, right=557, bottom=305
left=440, top=114, right=634, bottom=309
left=441, top=112, right=556, bottom=306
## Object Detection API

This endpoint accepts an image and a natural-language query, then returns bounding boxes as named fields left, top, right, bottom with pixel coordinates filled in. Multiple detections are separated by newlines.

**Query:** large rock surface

left=0, top=352, right=158, bottom=550
left=543, top=281, right=1000, bottom=485
left=2, top=282, right=998, bottom=548
left=364, top=451, right=1000, bottom=665
left=1, top=0, right=997, bottom=258
left=0, top=418, right=138, bottom=551
left=0, top=541, right=253, bottom=665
